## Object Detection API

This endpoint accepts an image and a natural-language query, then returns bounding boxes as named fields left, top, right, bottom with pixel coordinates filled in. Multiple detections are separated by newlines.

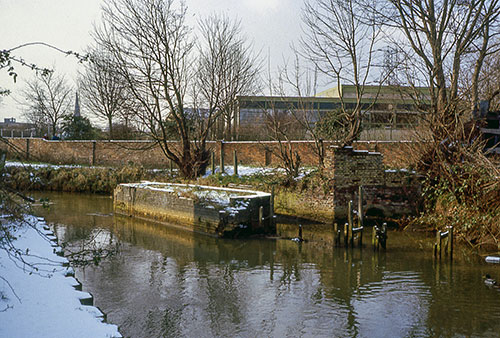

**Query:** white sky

left=0, top=0, right=305, bottom=122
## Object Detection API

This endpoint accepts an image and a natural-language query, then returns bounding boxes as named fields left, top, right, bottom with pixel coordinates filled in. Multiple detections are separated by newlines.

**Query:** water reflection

left=34, top=192, right=500, bottom=338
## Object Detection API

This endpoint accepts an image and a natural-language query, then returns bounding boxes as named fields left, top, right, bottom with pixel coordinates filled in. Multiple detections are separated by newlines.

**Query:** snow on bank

left=204, top=165, right=314, bottom=179
left=5, top=160, right=314, bottom=179
left=4, top=161, right=90, bottom=170
left=123, top=181, right=268, bottom=206
left=203, top=165, right=276, bottom=177
left=0, top=216, right=121, bottom=338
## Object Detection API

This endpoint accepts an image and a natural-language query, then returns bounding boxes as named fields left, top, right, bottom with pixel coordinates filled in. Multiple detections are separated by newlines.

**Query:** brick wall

left=325, top=146, right=421, bottom=219
left=1, top=137, right=420, bottom=169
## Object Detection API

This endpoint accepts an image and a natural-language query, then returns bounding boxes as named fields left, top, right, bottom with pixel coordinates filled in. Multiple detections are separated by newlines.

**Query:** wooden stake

left=219, top=140, right=225, bottom=174
left=436, top=230, right=441, bottom=257
left=348, top=200, right=354, bottom=247
left=333, top=222, right=339, bottom=246
left=344, top=222, right=349, bottom=246
left=447, top=226, right=453, bottom=258
left=211, top=151, right=215, bottom=174
left=377, top=222, right=387, bottom=250
left=270, top=186, right=275, bottom=220
left=259, top=206, right=263, bottom=228
left=233, top=150, right=238, bottom=176
left=358, top=186, right=364, bottom=227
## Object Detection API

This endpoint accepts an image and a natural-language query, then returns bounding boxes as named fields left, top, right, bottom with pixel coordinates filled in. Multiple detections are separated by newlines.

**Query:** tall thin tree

left=78, top=48, right=130, bottom=140
left=301, top=0, right=383, bottom=146
left=195, top=14, right=261, bottom=141
left=21, top=71, right=72, bottom=137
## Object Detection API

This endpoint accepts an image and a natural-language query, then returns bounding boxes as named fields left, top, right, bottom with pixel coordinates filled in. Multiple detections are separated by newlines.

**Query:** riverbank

left=2, top=160, right=419, bottom=223
left=0, top=215, right=121, bottom=338
left=6, top=159, right=498, bottom=249
left=3, top=161, right=346, bottom=225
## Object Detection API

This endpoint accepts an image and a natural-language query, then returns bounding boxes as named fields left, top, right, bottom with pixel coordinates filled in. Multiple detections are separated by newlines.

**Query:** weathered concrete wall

left=113, top=183, right=272, bottom=237
left=324, top=146, right=421, bottom=219
left=1, top=137, right=419, bottom=168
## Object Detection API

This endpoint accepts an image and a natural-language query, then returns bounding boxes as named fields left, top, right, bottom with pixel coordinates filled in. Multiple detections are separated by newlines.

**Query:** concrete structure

left=114, top=182, right=273, bottom=237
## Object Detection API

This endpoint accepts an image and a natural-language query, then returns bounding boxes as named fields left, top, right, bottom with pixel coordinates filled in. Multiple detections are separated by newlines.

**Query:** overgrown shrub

left=404, top=137, right=500, bottom=247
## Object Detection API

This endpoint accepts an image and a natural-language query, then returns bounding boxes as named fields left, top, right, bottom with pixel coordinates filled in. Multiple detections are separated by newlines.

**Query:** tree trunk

left=108, top=116, right=113, bottom=140
left=51, top=121, right=57, bottom=138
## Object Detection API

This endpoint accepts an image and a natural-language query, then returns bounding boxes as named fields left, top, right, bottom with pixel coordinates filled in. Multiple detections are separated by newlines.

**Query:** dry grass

left=400, top=119, right=500, bottom=247
left=4, top=165, right=156, bottom=194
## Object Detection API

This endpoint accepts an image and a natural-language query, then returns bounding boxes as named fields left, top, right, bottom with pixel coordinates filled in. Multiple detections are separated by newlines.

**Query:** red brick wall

left=1, top=138, right=420, bottom=168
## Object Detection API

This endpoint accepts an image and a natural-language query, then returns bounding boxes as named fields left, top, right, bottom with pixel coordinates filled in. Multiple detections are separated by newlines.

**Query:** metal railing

left=0, top=129, right=36, bottom=138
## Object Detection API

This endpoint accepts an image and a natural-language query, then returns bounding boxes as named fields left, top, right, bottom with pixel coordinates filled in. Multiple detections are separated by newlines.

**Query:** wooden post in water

left=219, top=140, right=225, bottom=174
left=358, top=226, right=363, bottom=247
left=348, top=200, right=354, bottom=247
left=435, top=230, right=442, bottom=257
left=298, top=224, right=303, bottom=241
left=333, top=223, right=340, bottom=247
left=358, top=186, right=364, bottom=227
left=380, top=223, right=387, bottom=250
left=447, top=226, right=453, bottom=259
left=211, top=151, right=215, bottom=174
left=233, top=150, right=238, bottom=176
left=372, top=226, right=378, bottom=250
left=344, top=222, right=349, bottom=246
left=270, top=186, right=275, bottom=224
left=259, top=206, right=264, bottom=228
left=373, top=222, right=388, bottom=250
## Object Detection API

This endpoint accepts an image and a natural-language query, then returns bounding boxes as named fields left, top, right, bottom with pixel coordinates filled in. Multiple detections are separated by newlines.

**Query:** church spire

left=74, top=92, right=81, bottom=117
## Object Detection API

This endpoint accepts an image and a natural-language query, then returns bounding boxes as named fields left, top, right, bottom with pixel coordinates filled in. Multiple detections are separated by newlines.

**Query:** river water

left=33, top=192, right=500, bottom=338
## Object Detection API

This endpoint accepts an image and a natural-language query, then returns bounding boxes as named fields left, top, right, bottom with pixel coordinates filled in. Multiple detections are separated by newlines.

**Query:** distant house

left=234, top=84, right=431, bottom=140
left=0, top=118, right=36, bottom=138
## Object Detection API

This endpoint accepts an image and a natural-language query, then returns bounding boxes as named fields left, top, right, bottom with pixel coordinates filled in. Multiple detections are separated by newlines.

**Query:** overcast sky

left=0, top=0, right=305, bottom=122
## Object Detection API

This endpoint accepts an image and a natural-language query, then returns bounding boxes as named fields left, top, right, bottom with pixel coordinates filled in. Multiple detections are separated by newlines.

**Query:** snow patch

left=0, top=216, right=121, bottom=338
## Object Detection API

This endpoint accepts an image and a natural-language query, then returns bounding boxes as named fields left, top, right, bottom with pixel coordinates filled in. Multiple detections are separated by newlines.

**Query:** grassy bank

left=4, top=165, right=158, bottom=194
left=7, top=159, right=498, bottom=249
left=4, top=163, right=335, bottom=222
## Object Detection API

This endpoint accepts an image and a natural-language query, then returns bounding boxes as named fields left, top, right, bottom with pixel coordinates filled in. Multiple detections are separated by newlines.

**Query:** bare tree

left=195, top=14, right=261, bottom=141
left=375, top=0, right=500, bottom=140
left=20, top=72, right=73, bottom=137
left=301, top=0, right=383, bottom=146
left=266, top=56, right=328, bottom=168
left=78, top=48, right=130, bottom=140
left=94, top=0, right=260, bottom=177
left=475, top=39, right=500, bottom=110
left=265, top=110, right=302, bottom=179
left=94, top=0, right=202, bottom=177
